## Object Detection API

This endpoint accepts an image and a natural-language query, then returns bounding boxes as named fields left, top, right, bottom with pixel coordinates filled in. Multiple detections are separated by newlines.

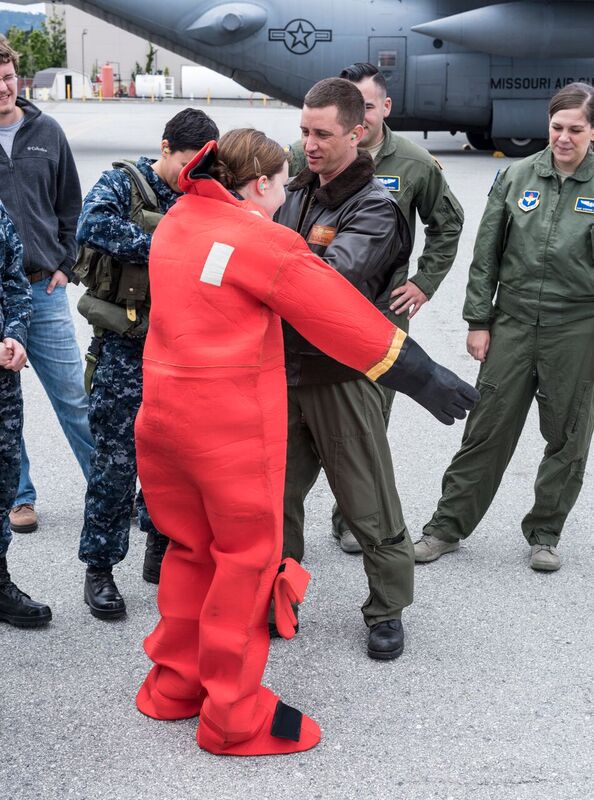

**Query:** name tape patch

left=575, top=196, right=594, bottom=214
left=377, top=175, right=400, bottom=193
left=200, top=242, right=234, bottom=286
left=307, top=225, right=336, bottom=247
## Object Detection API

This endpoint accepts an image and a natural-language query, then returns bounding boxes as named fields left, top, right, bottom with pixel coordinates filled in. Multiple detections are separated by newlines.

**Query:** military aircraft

left=17, top=0, right=594, bottom=156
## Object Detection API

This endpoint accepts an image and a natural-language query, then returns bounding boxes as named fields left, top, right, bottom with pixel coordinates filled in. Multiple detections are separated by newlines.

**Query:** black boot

left=0, top=556, right=52, bottom=628
left=84, top=567, right=126, bottom=620
left=367, top=619, right=404, bottom=660
left=142, top=532, right=169, bottom=584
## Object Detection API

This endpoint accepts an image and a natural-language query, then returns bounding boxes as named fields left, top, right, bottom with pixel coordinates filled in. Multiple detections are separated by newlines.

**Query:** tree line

left=1, top=11, right=66, bottom=78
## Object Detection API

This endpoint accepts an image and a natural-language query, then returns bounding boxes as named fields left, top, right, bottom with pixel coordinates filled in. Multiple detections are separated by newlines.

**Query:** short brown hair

left=549, top=82, right=594, bottom=125
left=304, top=77, right=364, bottom=131
left=0, top=40, right=19, bottom=72
left=210, top=128, right=288, bottom=191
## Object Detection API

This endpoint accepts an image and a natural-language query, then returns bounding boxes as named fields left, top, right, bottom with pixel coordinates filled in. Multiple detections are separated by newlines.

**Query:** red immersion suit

left=135, top=143, right=406, bottom=756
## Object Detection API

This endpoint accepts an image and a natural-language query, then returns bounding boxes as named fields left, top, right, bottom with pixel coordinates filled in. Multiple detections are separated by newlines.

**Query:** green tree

left=44, top=10, right=66, bottom=68
left=4, top=26, right=32, bottom=76
left=27, top=27, right=51, bottom=73
left=145, top=43, right=157, bottom=74
left=4, top=10, right=66, bottom=78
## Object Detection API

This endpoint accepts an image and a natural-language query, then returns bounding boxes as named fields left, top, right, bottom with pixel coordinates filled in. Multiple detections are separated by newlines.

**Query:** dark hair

left=162, top=108, right=219, bottom=153
left=304, top=78, right=364, bottom=131
left=210, top=128, right=288, bottom=191
left=0, top=40, right=19, bottom=72
left=549, top=82, right=594, bottom=125
left=339, top=62, right=388, bottom=96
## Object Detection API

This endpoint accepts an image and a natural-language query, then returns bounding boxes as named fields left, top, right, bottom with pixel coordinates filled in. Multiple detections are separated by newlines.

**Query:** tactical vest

left=74, top=160, right=164, bottom=337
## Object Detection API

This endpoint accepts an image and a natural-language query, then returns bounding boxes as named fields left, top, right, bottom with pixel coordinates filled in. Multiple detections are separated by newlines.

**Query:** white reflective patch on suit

left=199, top=242, right=234, bottom=286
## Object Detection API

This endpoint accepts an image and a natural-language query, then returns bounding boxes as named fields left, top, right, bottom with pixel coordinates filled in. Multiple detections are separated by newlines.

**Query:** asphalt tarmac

left=1, top=101, right=592, bottom=800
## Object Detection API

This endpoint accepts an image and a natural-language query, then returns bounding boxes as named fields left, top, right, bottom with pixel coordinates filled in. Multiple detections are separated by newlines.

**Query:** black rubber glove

left=377, top=336, right=480, bottom=425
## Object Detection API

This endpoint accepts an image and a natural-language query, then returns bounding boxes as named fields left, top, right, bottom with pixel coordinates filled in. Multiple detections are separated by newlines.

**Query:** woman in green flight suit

left=416, top=82, right=594, bottom=572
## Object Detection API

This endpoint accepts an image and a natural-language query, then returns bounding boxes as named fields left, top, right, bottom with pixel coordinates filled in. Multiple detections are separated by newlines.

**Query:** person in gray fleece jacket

left=0, top=40, right=94, bottom=540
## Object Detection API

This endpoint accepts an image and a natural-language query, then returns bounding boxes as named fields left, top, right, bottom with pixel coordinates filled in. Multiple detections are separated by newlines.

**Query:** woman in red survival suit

left=135, top=129, right=478, bottom=756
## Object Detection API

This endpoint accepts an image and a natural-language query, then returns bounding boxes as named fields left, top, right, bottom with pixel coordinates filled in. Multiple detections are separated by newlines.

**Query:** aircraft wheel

left=492, top=137, right=547, bottom=157
left=466, top=132, right=495, bottom=151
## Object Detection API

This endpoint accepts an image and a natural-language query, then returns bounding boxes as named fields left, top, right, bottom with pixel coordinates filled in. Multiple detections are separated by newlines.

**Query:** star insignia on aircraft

left=269, top=18, right=332, bottom=55
left=289, top=21, right=311, bottom=49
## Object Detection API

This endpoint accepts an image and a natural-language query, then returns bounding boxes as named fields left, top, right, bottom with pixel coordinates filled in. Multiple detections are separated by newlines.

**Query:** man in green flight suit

left=290, top=62, right=464, bottom=553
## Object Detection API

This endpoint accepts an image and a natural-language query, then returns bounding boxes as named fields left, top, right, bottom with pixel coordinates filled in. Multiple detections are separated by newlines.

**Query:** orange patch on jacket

left=307, top=225, right=337, bottom=247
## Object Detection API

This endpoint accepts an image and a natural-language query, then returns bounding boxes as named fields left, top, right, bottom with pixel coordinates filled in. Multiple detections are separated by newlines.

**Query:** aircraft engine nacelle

left=412, top=2, right=593, bottom=60
left=187, top=2, right=267, bottom=46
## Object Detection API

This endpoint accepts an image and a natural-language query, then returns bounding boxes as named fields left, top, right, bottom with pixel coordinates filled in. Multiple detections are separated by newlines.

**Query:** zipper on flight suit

left=536, top=174, right=564, bottom=323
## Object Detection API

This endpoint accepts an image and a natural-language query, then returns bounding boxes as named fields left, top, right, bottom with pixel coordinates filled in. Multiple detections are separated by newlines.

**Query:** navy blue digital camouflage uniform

left=0, top=202, right=32, bottom=558
left=77, top=158, right=178, bottom=568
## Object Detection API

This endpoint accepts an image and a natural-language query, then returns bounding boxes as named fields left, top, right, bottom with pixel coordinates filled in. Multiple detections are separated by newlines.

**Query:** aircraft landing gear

left=466, top=132, right=495, bottom=151
left=492, top=137, right=547, bottom=157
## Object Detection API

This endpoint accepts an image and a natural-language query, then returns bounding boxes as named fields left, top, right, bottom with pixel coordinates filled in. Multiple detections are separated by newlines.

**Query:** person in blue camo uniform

left=77, top=109, right=219, bottom=620
left=0, top=200, right=51, bottom=627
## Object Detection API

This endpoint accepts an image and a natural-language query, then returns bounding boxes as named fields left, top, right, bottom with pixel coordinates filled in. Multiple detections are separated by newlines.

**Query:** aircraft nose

left=187, top=2, right=267, bottom=45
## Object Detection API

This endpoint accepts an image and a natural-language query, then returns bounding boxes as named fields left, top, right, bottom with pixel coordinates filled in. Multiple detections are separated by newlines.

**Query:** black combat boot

left=0, top=556, right=52, bottom=628
left=142, top=532, right=169, bottom=584
left=367, top=619, right=405, bottom=660
left=84, top=566, right=126, bottom=620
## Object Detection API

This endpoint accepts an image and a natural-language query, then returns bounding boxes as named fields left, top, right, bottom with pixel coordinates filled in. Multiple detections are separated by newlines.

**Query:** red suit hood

left=178, top=139, right=268, bottom=217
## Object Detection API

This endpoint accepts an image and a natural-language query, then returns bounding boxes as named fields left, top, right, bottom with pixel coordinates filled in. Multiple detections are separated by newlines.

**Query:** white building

left=32, top=66, right=93, bottom=100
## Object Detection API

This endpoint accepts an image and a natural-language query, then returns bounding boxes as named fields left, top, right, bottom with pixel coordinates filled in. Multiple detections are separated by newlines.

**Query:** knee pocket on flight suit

left=538, top=379, right=594, bottom=466
left=323, top=379, right=400, bottom=548
left=464, top=378, right=505, bottom=442
left=330, top=436, right=377, bottom=523
left=329, top=437, right=403, bottom=548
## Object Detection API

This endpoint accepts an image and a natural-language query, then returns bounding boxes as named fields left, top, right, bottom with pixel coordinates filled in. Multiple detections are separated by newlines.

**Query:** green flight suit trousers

left=331, top=307, right=407, bottom=536
left=424, top=312, right=594, bottom=547
left=282, top=378, right=414, bottom=626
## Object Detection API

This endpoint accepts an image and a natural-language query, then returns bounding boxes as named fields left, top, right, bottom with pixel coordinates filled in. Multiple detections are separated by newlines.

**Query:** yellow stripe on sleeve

left=365, top=328, right=407, bottom=381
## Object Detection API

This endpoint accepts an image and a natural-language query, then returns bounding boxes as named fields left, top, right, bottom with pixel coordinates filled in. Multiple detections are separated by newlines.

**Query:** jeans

left=15, top=277, right=94, bottom=506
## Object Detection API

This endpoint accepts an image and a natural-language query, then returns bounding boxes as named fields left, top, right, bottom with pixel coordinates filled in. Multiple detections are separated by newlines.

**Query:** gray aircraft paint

left=14, top=0, right=594, bottom=155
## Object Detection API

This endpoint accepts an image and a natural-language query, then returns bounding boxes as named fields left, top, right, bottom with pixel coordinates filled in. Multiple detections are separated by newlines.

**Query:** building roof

left=32, top=67, right=84, bottom=88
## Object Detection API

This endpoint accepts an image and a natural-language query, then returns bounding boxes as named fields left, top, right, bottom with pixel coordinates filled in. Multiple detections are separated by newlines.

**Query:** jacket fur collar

left=288, top=151, right=375, bottom=210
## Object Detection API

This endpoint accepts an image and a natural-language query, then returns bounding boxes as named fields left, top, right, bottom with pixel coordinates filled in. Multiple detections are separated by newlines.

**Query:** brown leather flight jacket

left=276, top=152, right=412, bottom=386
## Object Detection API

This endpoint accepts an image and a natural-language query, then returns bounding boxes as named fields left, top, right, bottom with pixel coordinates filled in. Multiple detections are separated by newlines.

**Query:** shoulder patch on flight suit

left=575, top=196, right=594, bottom=214
left=518, top=190, right=540, bottom=212
left=307, top=225, right=337, bottom=246
left=200, top=242, right=234, bottom=286
left=376, top=175, right=400, bottom=193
